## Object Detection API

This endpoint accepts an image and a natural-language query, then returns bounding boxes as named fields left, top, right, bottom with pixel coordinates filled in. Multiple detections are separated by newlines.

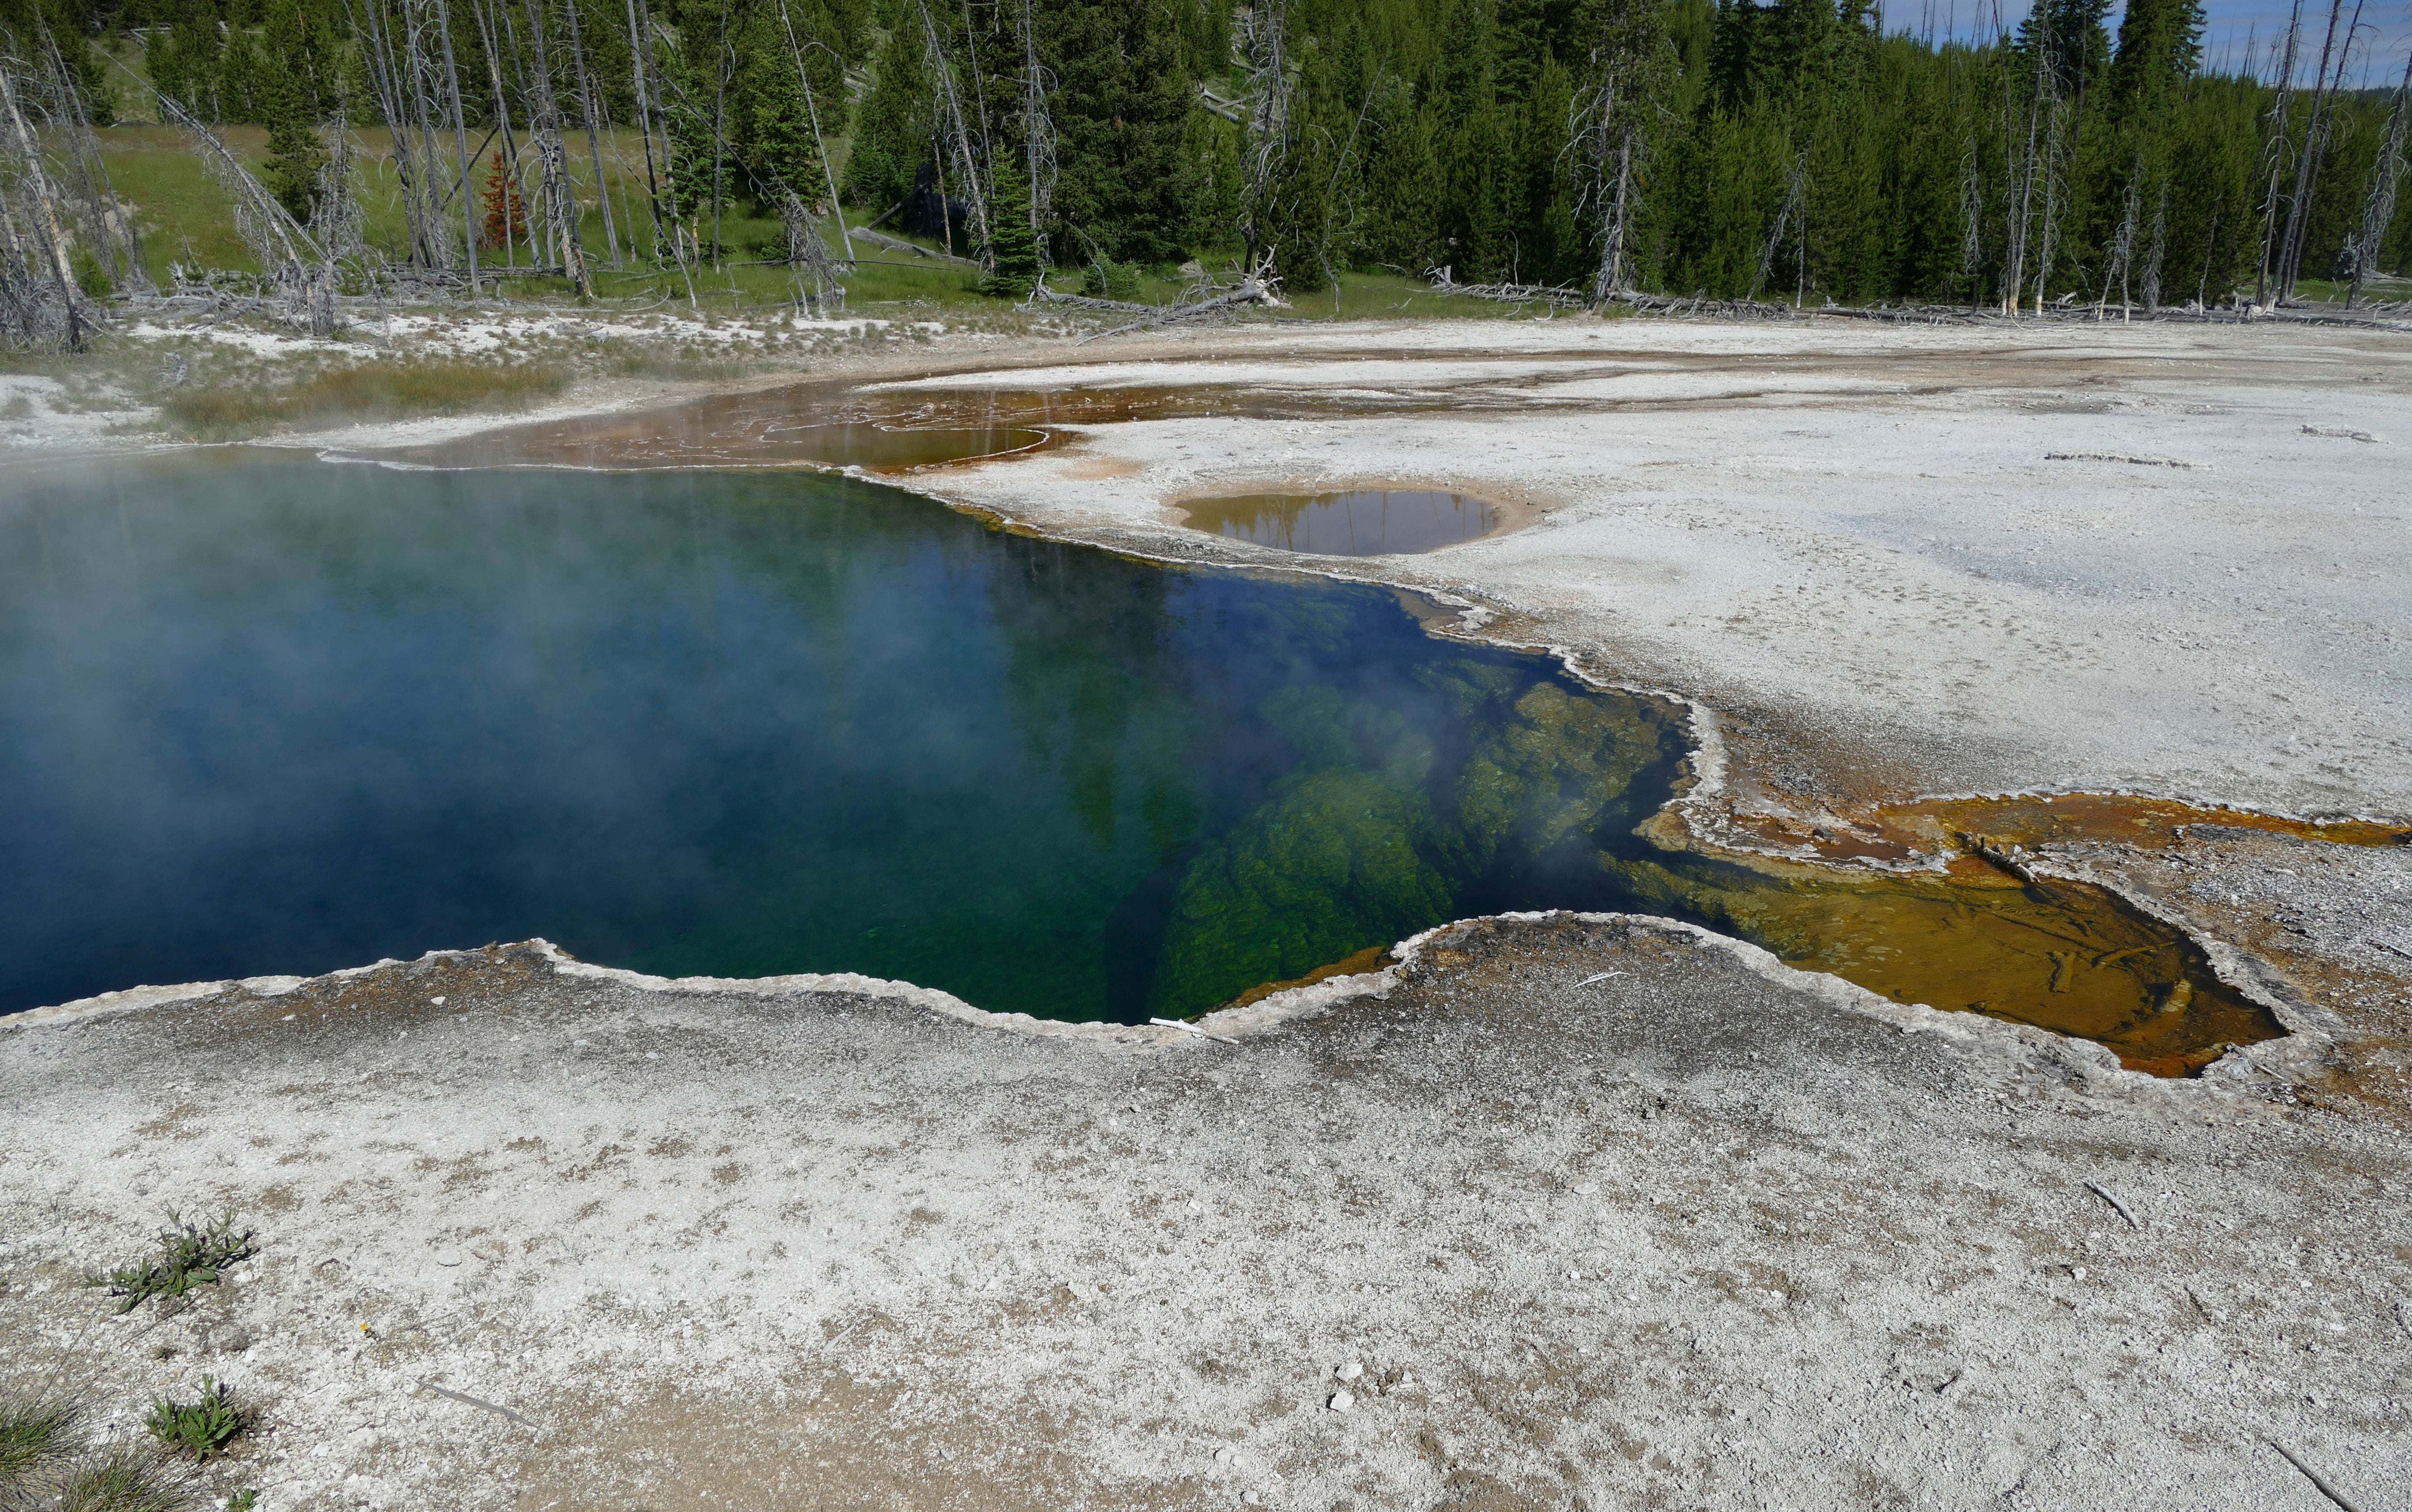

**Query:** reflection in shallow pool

left=0, top=453, right=2283, bottom=1072
left=1182, top=489, right=1502, bottom=556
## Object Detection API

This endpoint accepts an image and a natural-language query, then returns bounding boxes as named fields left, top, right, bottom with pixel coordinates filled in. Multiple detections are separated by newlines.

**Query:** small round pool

left=1180, top=488, right=1502, bottom=556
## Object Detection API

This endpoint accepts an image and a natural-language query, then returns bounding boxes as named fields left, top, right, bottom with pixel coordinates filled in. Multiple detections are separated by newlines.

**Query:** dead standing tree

left=1233, top=1, right=1290, bottom=267
left=1015, top=0, right=1054, bottom=263
left=555, top=0, right=619, bottom=265
left=1, top=24, right=153, bottom=350
left=1996, top=0, right=2042, bottom=313
left=775, top=0, right=855, bottom=265
left=157, top=87, right=338, bottom=333
left=1746, top=150, right=1808, bottom=305
left=2345, top=48, right=2411, bottom=305
left=0, top=52, right=90, bottom=350
left=37, top=27, right=148, bottom=297
left=776, top=187, right=842, bottom=311
left=2274, top=0, right=2368, bottom=300
left=352, top=0, right=455, bottom=271
left=916, top=0, right=990, bottom=268
left=2254, top=0, right=2307, bottom=308
left=520, top=0, right=594, bottom=296
left=1570, top=0, right=1672, bottom=309
left=464, top=0, right=530, bottom=273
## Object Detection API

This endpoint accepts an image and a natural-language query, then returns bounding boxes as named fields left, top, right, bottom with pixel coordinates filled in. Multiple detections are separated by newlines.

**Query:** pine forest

left=3, top=0, right=2411, bottom=348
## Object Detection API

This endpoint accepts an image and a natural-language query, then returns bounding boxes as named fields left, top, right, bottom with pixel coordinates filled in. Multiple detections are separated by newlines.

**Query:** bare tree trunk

left=959, top=0, right=997, bottom=200
left=2141, top=183, right=2167, bottom=313
left=397, top=0, right=462, bottom=269
left=627, top=0, right=696, bottom=306
left=916, top=0, right=991, bottom=267
left=38, top=27, right=148, bottom=295
left=435, top=0, right=484, bottom=291
left=2255, top=0, right=2306, bottom=308
left=1235, top=0, right=1289, bottom=267
left=625, top=0, right=668, bottom=260
left=2003, top=34, right=2045, bottom=315
left=2346, top=49, right=2412, bottom=305
left=775, top=0, right=853, bottom=264
left=1747, top=149, right=1805, bottom=304
left=1958, top=137, right=1984, bottom=311
left=2276, top=0, right=2357, bottom=298
left=710, top=0, right=730, bottom=270
left=2099, top=152, right=2140, bottom=318
left=1017, top=0, right=1053, bottom=257
left=351, top=0, right=426, bottom=264
left=522, top=0, right=592, bottom=294
left=2033, top=98, right=2064, bottom=313
left=0, top=59, right=85, bottom=349
left=559, top=0, right=619, bottom=265
left=466, top=0, right=525, bottom=273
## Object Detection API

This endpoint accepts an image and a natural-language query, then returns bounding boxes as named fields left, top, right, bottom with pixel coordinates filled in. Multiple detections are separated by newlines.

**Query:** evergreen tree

left=2016, top=0, right=2110, bottom=98
left=979, top=146, right=1042, bottom=296
left=1043, top=0, right=1200, bottom=265
left=1448, top=97, right=1516, bottom=280
left=658, top=0, right=735, bottom=233
left=216, top=22, right=261, bottom=120
left=1518, top=51, right=1580, bottom=284
left=147, top=0, right=227, bottom=119
left=727, top=6, right=819, bottom=206
left=2105, top=0, right=2204, bottom=120
left=1706, top=0, right=1762, bottom=112
left=842, top=17, right=930, bottom=209
left=1434, top=0, right=1495, bottom=120
left=256, top=0, right=328, bottom=222
left=1363, top=93, right=1445, bottom=270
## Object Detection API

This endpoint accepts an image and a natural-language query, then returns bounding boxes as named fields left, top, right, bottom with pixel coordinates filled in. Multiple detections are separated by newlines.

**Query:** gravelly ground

left=6, top=883, right=2409, bottom=1510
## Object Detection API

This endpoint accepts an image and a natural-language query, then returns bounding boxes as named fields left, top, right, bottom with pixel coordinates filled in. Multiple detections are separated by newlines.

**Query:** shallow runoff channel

left=0, top=450, right=2279, bottom=1073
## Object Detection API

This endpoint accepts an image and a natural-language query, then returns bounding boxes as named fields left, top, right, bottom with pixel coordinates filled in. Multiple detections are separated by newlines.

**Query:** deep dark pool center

left=0, top=454, right=2276, bottom=1073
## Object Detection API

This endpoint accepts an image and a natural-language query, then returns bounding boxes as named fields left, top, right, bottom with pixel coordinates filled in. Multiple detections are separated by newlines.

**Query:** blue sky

left=1896, top=0, right=2412, bottom=86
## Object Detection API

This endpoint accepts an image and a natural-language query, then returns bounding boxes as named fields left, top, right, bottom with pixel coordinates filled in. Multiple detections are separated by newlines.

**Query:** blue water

left=0, top=453, right=1683, bottom=1019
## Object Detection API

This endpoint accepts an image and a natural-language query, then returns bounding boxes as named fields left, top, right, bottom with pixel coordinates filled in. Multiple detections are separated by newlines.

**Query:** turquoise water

left=0, top=454, right=1684, bottom=1020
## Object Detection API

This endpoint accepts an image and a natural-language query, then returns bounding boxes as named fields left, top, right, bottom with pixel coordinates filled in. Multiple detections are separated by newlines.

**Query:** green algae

left=1148, top=660, right=1684, bottom=1016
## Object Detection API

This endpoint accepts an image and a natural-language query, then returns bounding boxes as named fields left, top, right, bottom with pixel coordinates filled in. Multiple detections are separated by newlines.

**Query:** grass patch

left=50, top=1442, right=189, bottom=1512
left=0, top=1393, right=82, bottom=1483
left=145, top=1380, right=239, bottom=1462
left=2, top=1396, right=190, bottom=1512
left=92, top=1212, right=256, bottom=1314
left=159, top=359, right=569, bottom=440
left=603, top=348, right=757, bottom=382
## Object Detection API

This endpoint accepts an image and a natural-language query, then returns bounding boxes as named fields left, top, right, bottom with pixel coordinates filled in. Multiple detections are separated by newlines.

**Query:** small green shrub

left=72, top=251, right=114, bottom=301
left=93, top=1212, right=256, bottom=1314
left=51, top=1442, right=188, bottom=1512
left=0, top=1393, right=82, bottom=1481
left=1082, top=258, right=1142, bottom=301
left=159, top=360, right=570, bottom=440
left=145, top=1378, right=238, bottom=1461
left=227, top=1489, right=259, bottom=1511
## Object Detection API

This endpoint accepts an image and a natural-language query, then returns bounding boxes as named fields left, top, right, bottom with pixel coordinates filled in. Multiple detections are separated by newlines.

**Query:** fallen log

left=852, top=226, right=980, bottom=268
left=1024, top=282, right=1156, bottom=314
left=1074, top=269, right=1284, bottom=344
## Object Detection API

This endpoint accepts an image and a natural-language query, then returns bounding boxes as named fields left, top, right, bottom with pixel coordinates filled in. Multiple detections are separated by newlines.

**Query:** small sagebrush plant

left=94, top=1212, right=257, bottom=1314
left=145, top=1378, right=240, bottom=1461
